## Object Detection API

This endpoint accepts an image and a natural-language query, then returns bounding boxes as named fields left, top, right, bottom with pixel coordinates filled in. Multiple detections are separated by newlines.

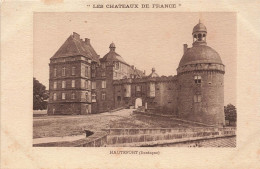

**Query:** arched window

left=194, top=75, right=201, bottom=84
left=198, top=34, right=202, bottom=41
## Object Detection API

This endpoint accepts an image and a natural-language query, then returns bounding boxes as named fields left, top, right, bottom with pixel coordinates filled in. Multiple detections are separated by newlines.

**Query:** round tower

left=177, top=20, right=225, bottom=126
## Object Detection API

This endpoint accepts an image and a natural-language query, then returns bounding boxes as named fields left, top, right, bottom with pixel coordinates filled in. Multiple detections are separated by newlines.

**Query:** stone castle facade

left=47, top=21, right=225, bottom=126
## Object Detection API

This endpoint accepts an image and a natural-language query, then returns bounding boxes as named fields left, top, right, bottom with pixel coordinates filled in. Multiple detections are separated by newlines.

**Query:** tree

left=33, top=77, right=49, bottom=110
left=224, top=104, right=237, bottom=126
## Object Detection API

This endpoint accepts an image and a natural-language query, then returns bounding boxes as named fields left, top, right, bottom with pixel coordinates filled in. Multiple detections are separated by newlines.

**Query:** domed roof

left=179, top=45, right=223, bottom=67
left=100, top=42, right=128, bottom=65
left=193, top=20, right=207, bottom=34
left=101, top=51, right=128, bottom=65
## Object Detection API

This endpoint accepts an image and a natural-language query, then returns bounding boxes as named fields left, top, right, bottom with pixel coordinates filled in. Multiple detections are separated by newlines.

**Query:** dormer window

left=194, top=75, right=201, bottom=84
left=102, top=63, right=106, bottom=69
left=115, top=62, right=119, bottom=69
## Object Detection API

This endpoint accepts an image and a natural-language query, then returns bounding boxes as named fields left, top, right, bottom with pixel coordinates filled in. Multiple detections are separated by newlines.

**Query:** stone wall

left=177, top=68, right=225, bottom=126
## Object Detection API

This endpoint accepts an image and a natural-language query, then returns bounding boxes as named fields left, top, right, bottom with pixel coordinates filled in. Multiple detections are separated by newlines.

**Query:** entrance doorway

left=135, top=98, right=142, bottom=109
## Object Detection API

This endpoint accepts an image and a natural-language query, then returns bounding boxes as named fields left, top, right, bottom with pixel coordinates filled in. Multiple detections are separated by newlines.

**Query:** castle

left=47, top=21, right=225, bottom=126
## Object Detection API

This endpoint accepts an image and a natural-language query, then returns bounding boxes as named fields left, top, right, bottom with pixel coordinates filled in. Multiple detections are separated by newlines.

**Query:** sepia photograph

left=32, top=12, right=237, bottom=147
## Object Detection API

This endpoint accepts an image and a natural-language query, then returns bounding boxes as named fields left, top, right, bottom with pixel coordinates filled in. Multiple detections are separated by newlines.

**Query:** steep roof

left=51, top=32, right=100, bottom=63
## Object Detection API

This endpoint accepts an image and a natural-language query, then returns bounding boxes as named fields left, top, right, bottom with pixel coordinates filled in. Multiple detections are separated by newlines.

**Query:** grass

left=33, top=109, right=199, bottom=139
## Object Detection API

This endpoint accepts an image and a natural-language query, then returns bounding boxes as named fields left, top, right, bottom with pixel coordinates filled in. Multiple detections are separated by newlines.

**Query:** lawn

left=33, top=109, right=198, bottom=139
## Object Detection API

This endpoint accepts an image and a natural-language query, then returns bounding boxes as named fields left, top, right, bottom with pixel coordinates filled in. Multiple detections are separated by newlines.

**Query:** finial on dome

left=109, top=42, right=116, bottom=51
left=199, top=19, right=201, bottom=24
left=152, top=67, right=155, bottom=72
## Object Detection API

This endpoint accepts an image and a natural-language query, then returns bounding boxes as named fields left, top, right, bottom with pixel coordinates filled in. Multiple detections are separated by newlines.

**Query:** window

left=102, top=92, right=106, bottom=100
left=92, top=72, right=95, bottom=78
left=117, top=96, right=121, bottom=101
left=91, top=64, right=95, bottom=69
left=102, top=63, right=106, bottom=69
left=85, top=66, right=89, bottom=77
left=92, top=81, right=96, bottom=89
left=114, top=72, right=117, bottom=77
left=62, top=81, right=66, bottom=88
left=102, top=71, right=106, bottom=77
left=62, top=67, right=66, bottom=76
left=53, top=93, right=57, bottom=101
left=194, top=95, right=202, bottom=103
left=54, top=68, right=57, bottom=77
left=115, top=62, right=119, bottom=69
left=62, top=93, right=66, bottom=100
left=194, top=75, right=201, bottom=84
left=85, top=92, right=89, bottom=100
left=102, top=81, right=106, bottom=88
left=53, top=81, right=57, bottom=89
left=92, top=93, right=96, bottom=102
left=71, top=80, right=75, bottom=88
left=136, top=86, right=141, bottom=92
left=72, top=67, right=76, bottom=75
left=71, top=93, right=75, bottom=99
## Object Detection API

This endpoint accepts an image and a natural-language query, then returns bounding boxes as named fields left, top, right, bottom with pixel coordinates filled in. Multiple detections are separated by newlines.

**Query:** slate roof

left=179, top=45, right=223, bottom=67
left=51, top=32, right=100, bottom=63
left=100, top=51, right=129, bottom=65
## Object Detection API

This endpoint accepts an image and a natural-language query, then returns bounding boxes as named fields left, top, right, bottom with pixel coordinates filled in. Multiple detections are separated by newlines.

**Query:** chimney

left=131, top=65, right=134, bottom=69
left=143, top=70, right=146, bottom=75
left=183, top=44, right=188, bottom=54
left=85, top=38, right=90, bottom=45
left=73, top=32, right=80, bottom=39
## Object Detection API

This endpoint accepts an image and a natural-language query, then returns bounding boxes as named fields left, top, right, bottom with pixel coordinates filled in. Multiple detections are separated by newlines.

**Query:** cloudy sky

left=34, top=12, right=236, bottom=105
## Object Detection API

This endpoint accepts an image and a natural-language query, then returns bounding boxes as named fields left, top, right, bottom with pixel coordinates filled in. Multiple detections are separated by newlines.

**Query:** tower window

left=92, top=93, right=96, bottom=102
left=72, top=67, right=76, bottom=75
left=194, top=75, right=201, bottom=84
left=117, top=96, right=121, bottom=101
left=62, top=67, right=66, bottom=76
left=102, top=81, right=106, bottom=88
left=71, top=80, right=75, bottom=88
left=62, top=81, right=66, bottom=88
left=92, top=72, right=95, bottom=78
left=53, top=93, right=57, bottom=101
left=53, top=81, right=57, bottom=89
left=102, top=71, right=106, bottom=77
left=85, top=66, right=89, bottom=77
left=62, top=93, right=66, bottom=100
left=194, top=95, right=202, bottom=103
left=92, top=81, right=96, bottom=90
left=71, top=93, right=75, bottom=99
left=85, top=92, right=89, bottom=100
left=54, top=68, right=57, bottom=77
left=102, top=92, right=106, bottom=100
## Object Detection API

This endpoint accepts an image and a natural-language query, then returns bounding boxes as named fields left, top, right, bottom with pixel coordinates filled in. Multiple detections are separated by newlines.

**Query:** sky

left=33, top=12, right=236, bottom=105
